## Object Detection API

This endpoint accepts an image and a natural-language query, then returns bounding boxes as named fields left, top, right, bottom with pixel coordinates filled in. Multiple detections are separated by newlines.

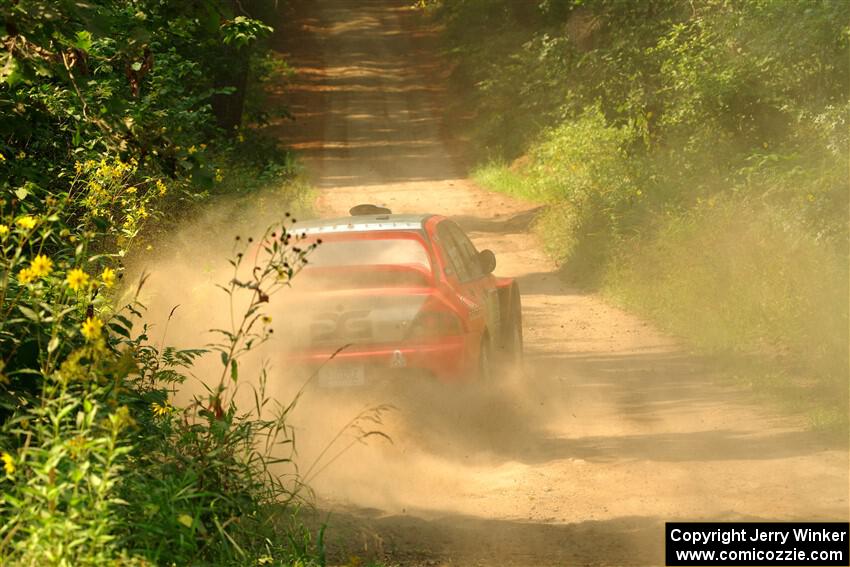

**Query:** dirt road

left=267, top=1, right=849, bottom=564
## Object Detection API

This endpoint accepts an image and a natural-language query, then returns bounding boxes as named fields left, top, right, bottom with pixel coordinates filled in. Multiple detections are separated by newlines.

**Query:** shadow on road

left=387, top=350, right=846, bottom=468
left=297, top=506, right=665, bottom=567
left=268, top=0, right=458, bottom=189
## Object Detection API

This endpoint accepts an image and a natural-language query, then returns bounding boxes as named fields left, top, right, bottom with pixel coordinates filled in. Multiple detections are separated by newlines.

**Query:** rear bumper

left=286, top=336, right=471, bottom=382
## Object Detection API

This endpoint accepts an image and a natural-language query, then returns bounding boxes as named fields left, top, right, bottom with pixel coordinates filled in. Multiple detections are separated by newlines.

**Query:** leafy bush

left=1, top=0, right=280, bottom=229
left=475, top=108, right=643, bottom=281
left=1, top=372, right=135, bottom=565
left=0, top=0, right=332, bottom=564
left=114, top=222, right=318, bottom=565
left=0, top=188, right=322, bottom=564
left=439, top=0, right=849, bottom=238
left=453, top=0, right=849, bottom=424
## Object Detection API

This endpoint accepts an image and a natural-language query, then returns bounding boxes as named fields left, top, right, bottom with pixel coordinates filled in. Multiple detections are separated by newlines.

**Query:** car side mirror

left=478, top=249, right=496, bottom=274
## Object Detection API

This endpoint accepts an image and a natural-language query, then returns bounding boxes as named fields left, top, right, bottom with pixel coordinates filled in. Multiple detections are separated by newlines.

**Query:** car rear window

left=307, top=238, right=431, bottom=269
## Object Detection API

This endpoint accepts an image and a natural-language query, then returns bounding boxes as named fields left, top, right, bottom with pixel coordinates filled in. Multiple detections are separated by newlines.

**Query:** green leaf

left=74, top=31, right=93, bottom=52
left=113, top=314, right=134, bottom=329
left=108, top=322, right=131, bottom=339
left=230, top=359, right=238, bottom=382
left=0, top=52, right=22, bottom=86
left=18, top=305, right=40, bottom=322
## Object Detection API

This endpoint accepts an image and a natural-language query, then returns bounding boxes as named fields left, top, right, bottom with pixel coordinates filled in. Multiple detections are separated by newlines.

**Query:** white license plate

left=317, top=364, right=366, bottom=388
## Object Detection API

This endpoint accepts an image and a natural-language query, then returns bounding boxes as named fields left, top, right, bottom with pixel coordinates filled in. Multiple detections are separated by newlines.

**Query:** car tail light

left=408, top=308, right=462, bottom=339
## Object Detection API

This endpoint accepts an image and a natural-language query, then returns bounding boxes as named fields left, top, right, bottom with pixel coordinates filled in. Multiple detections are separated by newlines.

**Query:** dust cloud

left=124, top=194, right=542, bottom=518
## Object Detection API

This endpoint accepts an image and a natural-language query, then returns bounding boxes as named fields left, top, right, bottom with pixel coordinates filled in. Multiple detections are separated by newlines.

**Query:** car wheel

left=499, top=292, right=524, bottom=378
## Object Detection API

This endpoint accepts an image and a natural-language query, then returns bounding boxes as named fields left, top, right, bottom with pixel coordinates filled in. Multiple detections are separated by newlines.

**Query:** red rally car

left=282, top=206, right=523, bottom=387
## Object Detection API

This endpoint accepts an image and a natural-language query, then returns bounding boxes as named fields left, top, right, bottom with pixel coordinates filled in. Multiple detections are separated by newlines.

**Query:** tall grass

left=605, top=197, right=848, bottom=424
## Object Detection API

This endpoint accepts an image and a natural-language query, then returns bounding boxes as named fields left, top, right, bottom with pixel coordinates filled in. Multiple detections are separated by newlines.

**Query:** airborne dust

left=126, top=190, right=546, bottom=520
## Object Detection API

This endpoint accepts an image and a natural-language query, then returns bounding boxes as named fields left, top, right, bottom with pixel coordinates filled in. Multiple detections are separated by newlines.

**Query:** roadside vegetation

left=431, top=0, right=849, bottom=428
left=0, top=1, right=325, bottom=565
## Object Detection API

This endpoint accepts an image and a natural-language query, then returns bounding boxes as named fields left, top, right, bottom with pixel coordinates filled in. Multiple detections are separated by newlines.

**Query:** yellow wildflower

left=0, top=153, right=5, bottom=162
left=261, top=315, right=272, bottom=324
left=15, top=216, right=37, bottom=230
left=101, top=267, right=116, bottom=288
left=156, top=179, right=168, bottom=196
left=65, top=268, right=90, bottom=291
left=807, top=193, right=815, bottom=202
left=214, top=168, right=224, bottom=183
left=18, top=267, right=36, bottom=284
left=16, top=151, right=25, bottom=160
left=187, top=145, right=197, bottom=155
left=0, top=225, right=9, bottom=237
left=151, top=402, right=172, bottom=417
left=81, top=316, right=103, bottom=341
left=199, top=143, right=207, bottom=150
left=30, top=254, right=53, bottom=278
left=2, top=452, right=14, bottom=475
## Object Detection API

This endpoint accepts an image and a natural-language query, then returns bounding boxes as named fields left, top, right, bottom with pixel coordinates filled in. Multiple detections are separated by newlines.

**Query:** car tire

left=499, top=290, right=524, bottom=379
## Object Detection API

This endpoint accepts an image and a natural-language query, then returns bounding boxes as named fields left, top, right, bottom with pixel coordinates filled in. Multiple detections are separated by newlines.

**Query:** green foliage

left=476, top=108, right=644, bottom=281
left=113, top=223, right=318, bottom=565
left=0, top=183, right=145, bottom=564
left=453, top=0, right=849, bottom=422
left=440, top=0, right=849, bottom=235
left=1, top=374, right=135, bottom=565
left=0, top=0, right=331, bottom=564
left=222, top=16, right=274, bottom=48
left=0, top=0, right=280, bottom=218
left=0, top=191, right=323, bottom=564
left=0, top=168, right=130, bottom=416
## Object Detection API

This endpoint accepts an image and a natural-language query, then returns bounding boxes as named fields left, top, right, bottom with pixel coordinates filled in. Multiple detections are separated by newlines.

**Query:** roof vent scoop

left=350, top=204, right=392, bottom=216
